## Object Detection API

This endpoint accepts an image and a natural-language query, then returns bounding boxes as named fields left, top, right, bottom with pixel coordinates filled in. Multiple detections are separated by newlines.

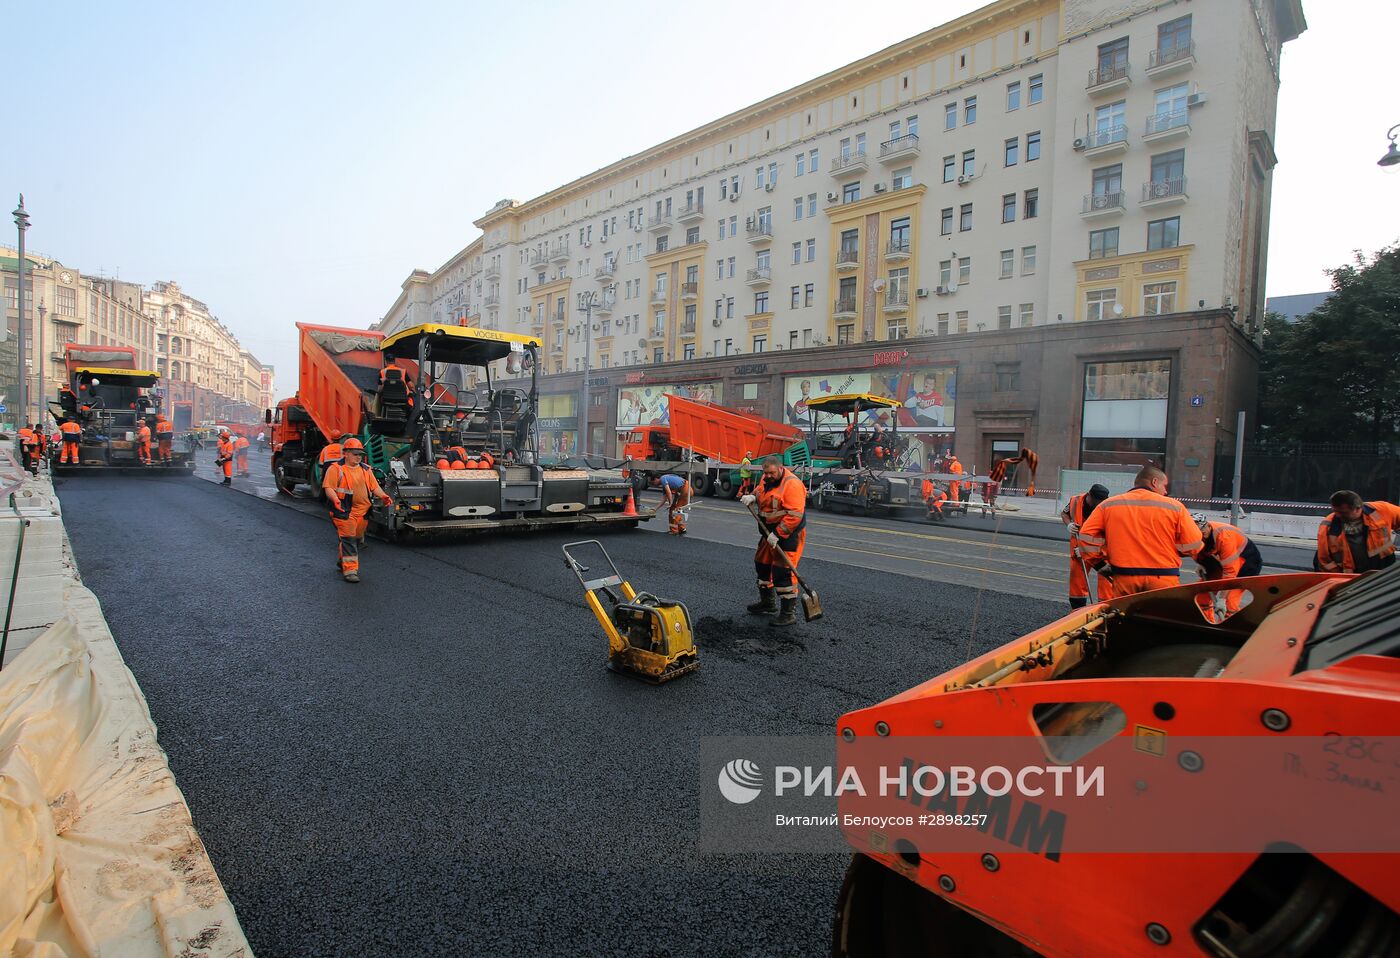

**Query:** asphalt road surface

left=57, top=468, right=1064, bottom=957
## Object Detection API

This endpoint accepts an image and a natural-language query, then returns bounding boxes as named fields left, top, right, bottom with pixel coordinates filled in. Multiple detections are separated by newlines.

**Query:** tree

left=1258, top=243, right=1400, bottom=445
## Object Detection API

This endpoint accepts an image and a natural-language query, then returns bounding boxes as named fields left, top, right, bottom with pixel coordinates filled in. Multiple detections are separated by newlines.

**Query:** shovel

left=745, top=501, right=824, bottom=622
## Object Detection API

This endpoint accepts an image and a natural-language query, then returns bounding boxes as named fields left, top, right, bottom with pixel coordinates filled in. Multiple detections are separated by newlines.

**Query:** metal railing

left=745, top=267, right=771, bottom=283
left=830, top=149, right=868, bottom=172
left=1145, top=109, right=1189, bottom=136
left=678, top=202, right=704, bottom=218
left=837, top=249, right=859, bottom=266
left=1142, top=176, right=1186, bottom=201
left=1085, top=124, right=1128, bottom=148
left=680, top=321, right=697, bottom=334
left=681, top=281, right=699, bottom=296
left=648, top=214, right=673, bottom=230
left=595, top=262, right=616, bottom=279
left=834, top=297, right=857, bottom=315
left=880, top=134, right=920, bottom=156
left=885, top=290, right=909, bottom=307
left=650, top=290, right=668, bottom=303
left=745, top=221, right=772, bottom=239
left=1082, top=191, right=1124, bottom=213
left=1087, top=61, right=1130, bottom=88
left=886, top=239, right=911, bottom=257
left=551, top=310, right=566, bottom=323
left=1148, top=41, right=1195, bottom=70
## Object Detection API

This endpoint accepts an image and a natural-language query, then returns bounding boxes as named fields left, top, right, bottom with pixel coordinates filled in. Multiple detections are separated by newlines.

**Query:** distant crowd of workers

left=16, top=413, right=179, bottom=474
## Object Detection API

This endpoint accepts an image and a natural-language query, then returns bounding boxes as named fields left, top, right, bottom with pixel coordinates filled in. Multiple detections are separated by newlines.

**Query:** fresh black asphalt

left=58, top=473, right=1061, bottom=957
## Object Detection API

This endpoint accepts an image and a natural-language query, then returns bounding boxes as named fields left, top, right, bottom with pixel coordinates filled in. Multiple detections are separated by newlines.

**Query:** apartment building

left=379, top=0, right=1304, bottom=493
left=144, top=281, right=267, bottom=425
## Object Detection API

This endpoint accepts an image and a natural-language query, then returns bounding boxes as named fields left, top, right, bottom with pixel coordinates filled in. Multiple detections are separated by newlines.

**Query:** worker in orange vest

left=155, top=414, right=174, bottom=464
left=59, top=419, right=82, bottom=464
left=1060, top=484, right=1110, bottom=608
left=318, top=435, right=350, bottom=487
left=741, top=456, right=808, bottom=627
left=1191, top=513, right=1263, bottom=621
left=215, top=430, right=235, bottom=485
left=17, top=425, right=39, bottom=474
left=921, top=478, right=948, bottom=521
left=323, top=437, right=393, bottom=583
left=1077, top=465, right=1202, bottom=598
left=135, top=420, right=153, bottom=465
left=234, top=433, right=251, bottom=477
left=1315, top=490, right=1400, bottom=574
left=946, top=452, right=965, bottom=503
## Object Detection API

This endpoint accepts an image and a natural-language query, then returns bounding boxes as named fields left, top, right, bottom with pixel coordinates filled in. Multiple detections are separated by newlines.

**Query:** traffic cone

left=622, top=487, right=638, bottom=517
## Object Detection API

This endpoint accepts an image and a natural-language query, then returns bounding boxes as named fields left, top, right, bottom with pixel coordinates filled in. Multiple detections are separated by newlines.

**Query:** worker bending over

left=59, top=419, right=82, bottom=464
left=234, top=433, right=251, bottom=477
left=17, top=425, right=39, bottom=475
left=659, top=472, right=691, bottom=536
left=155, top=414, right=173, bottom=464
left=921, top=477, right=948, bottom=521
left=741, top=455, right=807, bottom=627
left=1060, top=483, right=1110, bottom=608
left=323, top=437, right=392, bottom=584
left=1076, top=466, right=1202, bottom=597
left=1191, top=513, right=1262, bottom=622
left=946, top=453, right=965, bottom=503
left=1315, top=490, right=1400, bottom=574
left=136, top=420, right=153, bottom=465
left=215, top=430, right=235, bottom=485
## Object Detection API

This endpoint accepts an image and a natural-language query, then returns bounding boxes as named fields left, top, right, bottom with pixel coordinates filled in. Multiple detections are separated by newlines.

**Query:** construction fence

left=1213, top=442, right=1400, bottom=504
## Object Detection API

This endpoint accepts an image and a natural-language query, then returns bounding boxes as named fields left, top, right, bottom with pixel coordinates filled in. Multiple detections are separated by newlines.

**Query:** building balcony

left=878, top=134, right=921, bottom=164
left=650, top=290, right=668, bottom=307
left=1086, top=62, right=1130, bottom=96
left=745, top=221, right=773, bottom=243
left=593, top=298, right=614, bottom=315
left=549, top=244, right=570, bottom=264
left=483, top=293, right=501, bottom=307
left=1146, top=41, right=1196, bottom=78
left=484, top=263, right=501, bottom=281
left=550, top=310, right=566, bottom=325
left=829, top=150, right=869, bottom=178
left=744, top=267, right=771, bottom=287
left=1141, top=176, right=1188, bottom=207
left=836, top=249, right=860, bottom=272
left=680, top=281, right=699, bottom=300
left=1143, top=109, right=1191, bottom=143
left=549, top=341, right=565, bottom=355
left=882, top=291, right=909, bottom=313
left=833, top=297, right=858, bottom=319
left=595, top=262, right=617, bottom=281
left=1081, top=124, right=1128, bottom=157
left=1081, top=191, right=1125, bottom=218
left=525, top=251, right=548, bottom=271
left=885, top=240, right=911, bottom=262
left=677, top=202, right=705, bottom=223
left=679, top=321, right=697, bottom=338
left=647, top=214, right=673, bottom=233
left=530, top=322, right=545, bottom=337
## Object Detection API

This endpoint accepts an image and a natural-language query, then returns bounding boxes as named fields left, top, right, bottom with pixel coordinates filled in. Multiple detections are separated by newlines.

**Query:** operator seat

left=376, top=367, right=413, bottom=423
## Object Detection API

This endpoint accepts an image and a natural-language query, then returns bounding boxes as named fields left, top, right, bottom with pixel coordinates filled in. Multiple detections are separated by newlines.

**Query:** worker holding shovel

left=741, top=456, right=814, bottom=628
left=659, top=472, right=691, bottom=536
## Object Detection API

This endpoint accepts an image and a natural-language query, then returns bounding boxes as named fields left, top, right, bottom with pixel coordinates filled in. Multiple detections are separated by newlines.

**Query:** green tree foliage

left=1259, top=243, right=1400, bottom=444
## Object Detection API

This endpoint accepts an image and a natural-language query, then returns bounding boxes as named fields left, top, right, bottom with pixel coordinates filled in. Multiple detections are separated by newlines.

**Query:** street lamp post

left=12, top=195, right=30, bottom=443
left=36, top=299, right=45, bottom=429
left=1379, top=124, right=1400, bottom=168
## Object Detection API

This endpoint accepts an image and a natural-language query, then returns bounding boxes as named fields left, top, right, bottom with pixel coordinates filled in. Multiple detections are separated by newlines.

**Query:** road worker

left=921, top=478, right=948, bottom=521
left=1076, top=466, right=1202, bottom=598
left=215, top=429, right=235, bottom=485
left=1190, top=513, right=1263, bottom=621
left=155, top=414, right=174, bottom=464
left=1060, top=484, right=1110, bottom=608
left=235, top=432, right=251, bottom=477
left=323, top=437, right=393, bottom=584
left=1315, top=490, right=1400, bottom=574
left=17, top=425, right=39, bottom=475
left=135, top=419, right=153, bottom=465
left=740, top=455, right=807, bottom=627
left=59, top=418, right=82, bottom=464
left=946, top=453, right=965, bottom=503
left=318, top=434, right=350, bottom=486
left=34, top=423, right=48, bottom=466
left=738, top=452, right=755, bottom=498
left=659, top=472, right=691, bottom=535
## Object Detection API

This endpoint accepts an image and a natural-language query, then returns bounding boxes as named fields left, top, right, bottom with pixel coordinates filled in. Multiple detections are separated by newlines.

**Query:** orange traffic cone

left=622, top=487, right=638, bottom=517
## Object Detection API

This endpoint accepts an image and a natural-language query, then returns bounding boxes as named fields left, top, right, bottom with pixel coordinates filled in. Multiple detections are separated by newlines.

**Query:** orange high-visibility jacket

left=136, top=424, right=151, bottom=442
left=155, top=418, right=173, bottom=436
left=60, top=421, right=82, bottom=439
left=323, top=462, right=390, bottom=513
left=1316, top=501, right=1400, bottom=572
left=319, top=443, right=343, bottom=467
left=1198, top=522, right=1251, bottom=571
left=757, top=467, right=807, bottom=541
left=1061, top=492, right=1101, bottom=557
left=216, top=436, right=235, bottom=459
left=1077, top=487, right=1203, bottom=577
left=235, top=435, right=250, bottom=451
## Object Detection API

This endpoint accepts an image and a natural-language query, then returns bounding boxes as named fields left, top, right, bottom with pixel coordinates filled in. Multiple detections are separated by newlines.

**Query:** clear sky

left=8, top=0, right=1398, bottom=400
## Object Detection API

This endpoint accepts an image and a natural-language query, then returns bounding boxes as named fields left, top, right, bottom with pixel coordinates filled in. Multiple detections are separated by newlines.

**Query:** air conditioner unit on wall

left=916, top=288, right=931, bottom=298
left=1187, top=92, right=1208, bottom=107
left=873, top=183, right=887, bottom=193
left=764, top=183, right=775, bottom=192
left=729, top=193, right=740, bottom=203
left=1072, top=138, right=1087, bottom=151
left=712, top=318, right=722, bottom=327
left=827, top=191, right=840, bottom=201
left=934, top=285, right=949, bottom=296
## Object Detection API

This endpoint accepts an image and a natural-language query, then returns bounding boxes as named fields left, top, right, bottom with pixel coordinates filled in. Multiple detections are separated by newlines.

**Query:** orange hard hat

left=435, top=458, right=450, bottom=470
left=342, top=437, right=365, bottom=452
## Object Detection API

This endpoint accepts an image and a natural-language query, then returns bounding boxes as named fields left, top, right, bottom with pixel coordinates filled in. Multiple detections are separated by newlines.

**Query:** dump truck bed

left=295, top=322, right=386, bottom=443
left=666, top=395, right=802, bottom=463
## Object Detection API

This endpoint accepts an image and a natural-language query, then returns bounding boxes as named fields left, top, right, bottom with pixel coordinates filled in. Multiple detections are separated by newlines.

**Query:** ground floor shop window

left=1081, top=358, right=1170, bottom=469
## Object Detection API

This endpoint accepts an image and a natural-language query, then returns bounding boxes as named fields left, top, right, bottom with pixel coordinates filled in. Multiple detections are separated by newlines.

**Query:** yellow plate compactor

left=563, top=540, right=699, bottom=684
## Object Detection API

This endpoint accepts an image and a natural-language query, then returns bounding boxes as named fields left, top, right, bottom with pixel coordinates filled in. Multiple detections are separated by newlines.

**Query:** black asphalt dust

left=58, top=474, right=1061, bottom=958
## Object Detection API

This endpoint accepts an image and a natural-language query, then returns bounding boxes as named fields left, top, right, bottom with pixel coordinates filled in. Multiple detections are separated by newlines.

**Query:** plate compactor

left=563, top=540, right=699, bottom=684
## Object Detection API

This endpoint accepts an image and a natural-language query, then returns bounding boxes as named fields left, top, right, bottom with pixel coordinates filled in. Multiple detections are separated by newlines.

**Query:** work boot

left=222, top=477, right=231, bottom=486
left=769, top=597, right=799, bottom=628
left=746, top=586, right=777, bottom=616
left=343, top=571, right=360, bottom=583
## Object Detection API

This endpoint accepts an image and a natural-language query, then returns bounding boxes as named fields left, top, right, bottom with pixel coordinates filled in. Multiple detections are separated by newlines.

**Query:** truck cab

left=621, top=425, right=677, bottom=463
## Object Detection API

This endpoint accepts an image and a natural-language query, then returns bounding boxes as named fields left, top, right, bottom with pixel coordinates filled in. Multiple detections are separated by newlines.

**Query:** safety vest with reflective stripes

left=1316, top=501, right=1400, bottom=573
left=757, top=468, right=807, bottom=544
left=1199, top=522, right=1252, bottom=569
left=156, top=420, right=173, bottom=437
left=60, top=421, right=82, bottom=439
left=323, top=461, right=387, bottom=511
left=1076, top=487, right=1203, bottom=577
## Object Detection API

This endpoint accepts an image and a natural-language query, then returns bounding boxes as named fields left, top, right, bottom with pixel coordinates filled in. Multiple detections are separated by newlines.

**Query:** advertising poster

left=783, top=364, right=957, bottom=432
left=615, top=381, right=724, bottom=428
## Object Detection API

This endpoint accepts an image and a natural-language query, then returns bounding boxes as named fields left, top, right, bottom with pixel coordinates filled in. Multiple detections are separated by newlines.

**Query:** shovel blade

left=800, top=590, right=824, bottom=622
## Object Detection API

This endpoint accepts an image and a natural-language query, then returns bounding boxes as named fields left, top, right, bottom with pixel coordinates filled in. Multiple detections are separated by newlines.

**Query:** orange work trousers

left=333, top=509, right=370, bottom=573
left=61, top=439, right=80, bottom=463
left=1106, top=574, right=1177, bottom=597
left=756, top=527, right=807, bottom=599
left=138, top=440, right=152, bottom=463
left=158, top=439, right=172, bottom=462
left=237, top=452, right=249, bottom=475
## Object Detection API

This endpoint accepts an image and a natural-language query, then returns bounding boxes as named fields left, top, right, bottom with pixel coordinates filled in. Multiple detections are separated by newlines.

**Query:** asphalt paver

left=57, top=472, right=1061, bottom=957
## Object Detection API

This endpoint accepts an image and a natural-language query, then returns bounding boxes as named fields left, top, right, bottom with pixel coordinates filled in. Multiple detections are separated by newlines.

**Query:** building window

left=805, top=283, right=814, bottom=307
left=939, top=260, right=952, bottom=286
left=1024, top=188, right=1039, bottom=219
left=998, top=305, right=1013, bottom=329
left=956, top=310, right=969, bottom=333
left=964, top=96, right=977, bottom=124
left=1004, top=137, right=1019, bottom=166
left=791, top=285, right=801, bottom=309
left=1150, top=148, right=1185, bottom=193
left=684, top=303, right=697, bottom=329
left=1006, top=81, right=1021, bottom=111
left=943, top=155, right=955, bottom=182
left=944, top=102, right=957, bottom=130
left=959, top=203, right=973, bottom=231
left=837, top=324, right=856, bottom=345
left=1096, top=37, right=1129, bottom=80
left=1157, top=15, right=1192, bottom=59
left=1143, top=281, right=1177, bottom=315
left=1154, top=82, right=1189, bottom=123
left=996, top=362, right=1021, bottom=390
left=962, top=150, right=976, bottom=177
left=941, top=208, right=953, bottom=235
left=755, top=291, right=769, bottom=313
left=958, top=257, right=972, bottom=285
left=1029, top=74, right=1043, bottom=104
left=1147, top=216, right=1180, bottom=250
left=907, top=115, right=919, bottom=137
left=1019, top=303, right=1034, bottom=327
left=810, top=149, right=819, bottom=171
left=796, top=152, right=806, bottom=176
left=887, top=317, right=908, bottom=340
left=999, top=249, right=1014, bottom=279
left=1092, top=164, right=1124, bottom=201
left=726, top=296, right=735, bottom=319
left=1021, top=246, right=1037, bottom=274
left=890, top=216, right=910, bottom=251
left=892, top=167, right=913, bottom=190
left=1081, top=359, right=1171, bottom=466
left=937, top=313, right=950, bottom=336
left=1002, top=194, right=1016, bottom=223
left=792, top=242, right=802, bottom=265
left=683, top=344, right=696, bottom=360
left=56, top=286, right=76, bottom=316
left=1089, top=227, right=1120, bottom=259
left=793, top=197, right=803, bottom=220
left=1086, top=288, right=1118, bottom=321
left=753, top=335, right=767, bottom=353
left=808, top=193, right=817, bottom=217
left=1026, top=131, right=1041, bottom=161
left=842, top=182, right=861, bottom=203
left=888, top=267, right=909, bottom=304
left=806, top=239, right=816, bottom=262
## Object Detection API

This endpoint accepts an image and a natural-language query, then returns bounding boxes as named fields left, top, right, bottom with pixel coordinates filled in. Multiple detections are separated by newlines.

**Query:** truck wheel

left=631, top=472, right=649, bottom=493
left=273, top=459, right=297, bottom=497
left=716, top=475, right=735, bottom=498
left=694, top=473, right=715, bottom=497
